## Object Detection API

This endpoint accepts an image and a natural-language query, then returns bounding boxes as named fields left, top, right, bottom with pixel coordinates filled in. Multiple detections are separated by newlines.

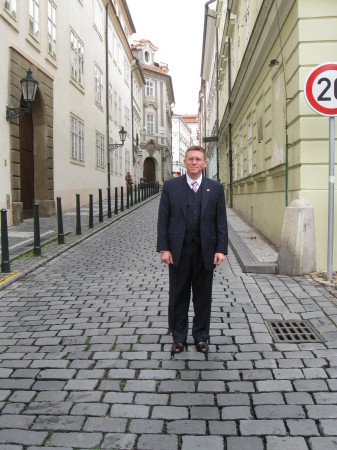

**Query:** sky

left=126, top=0, right=208, bottom=115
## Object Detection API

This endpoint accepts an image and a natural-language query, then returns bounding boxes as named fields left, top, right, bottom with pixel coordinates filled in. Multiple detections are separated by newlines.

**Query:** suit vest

left=184, top=182, right=202, bottom=245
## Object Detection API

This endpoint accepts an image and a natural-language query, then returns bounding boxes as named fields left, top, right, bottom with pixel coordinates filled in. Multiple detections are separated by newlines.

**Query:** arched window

left=144, top=51, right=150, bottom=63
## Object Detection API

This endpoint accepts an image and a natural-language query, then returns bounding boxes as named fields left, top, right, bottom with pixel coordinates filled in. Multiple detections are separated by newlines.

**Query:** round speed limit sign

left=304, top=62, right=337, bottom=117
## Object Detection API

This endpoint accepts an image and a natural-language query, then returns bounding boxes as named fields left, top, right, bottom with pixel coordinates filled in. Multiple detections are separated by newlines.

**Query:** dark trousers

left=168, top=240, right=214, bottom=343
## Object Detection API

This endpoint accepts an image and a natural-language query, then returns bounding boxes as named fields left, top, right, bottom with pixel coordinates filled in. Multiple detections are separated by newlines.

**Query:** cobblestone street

left=1, top=196, right=337, bottom=449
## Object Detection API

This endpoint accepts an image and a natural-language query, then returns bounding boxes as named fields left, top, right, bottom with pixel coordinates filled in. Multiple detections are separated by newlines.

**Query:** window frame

left=29, top=0, right=39, bottom=41
left=96, top=131, right=105, bottom=169
left=47, top=0, right=57, bottom=59
left=3, top=0, right=17, bottom=19
left=70, top=115, right=85, bottom=162
left=94, top=64, right=104, bottom=107
left=70, top=30, right=84, bottom=87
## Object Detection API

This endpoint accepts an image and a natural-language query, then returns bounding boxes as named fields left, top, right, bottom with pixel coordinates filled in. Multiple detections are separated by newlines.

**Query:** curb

left=228, top=223, right=277, bottom=274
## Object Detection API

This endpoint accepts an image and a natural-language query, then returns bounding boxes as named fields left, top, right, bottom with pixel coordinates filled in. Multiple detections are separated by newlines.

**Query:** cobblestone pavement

left=1, top=196, right=337, bottom=449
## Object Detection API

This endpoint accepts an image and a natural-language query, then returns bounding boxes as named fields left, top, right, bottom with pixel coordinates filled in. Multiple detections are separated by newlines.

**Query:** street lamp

left=6, top=68, right=39, bottom=122
left=109, top=126, right=127, bottom=150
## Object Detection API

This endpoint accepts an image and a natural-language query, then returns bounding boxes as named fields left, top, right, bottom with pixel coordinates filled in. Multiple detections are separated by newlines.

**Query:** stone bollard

left=278, top=199, right=317, bottom=275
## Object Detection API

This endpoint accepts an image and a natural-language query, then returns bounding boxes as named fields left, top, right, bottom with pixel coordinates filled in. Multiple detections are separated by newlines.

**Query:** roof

left=144, top=65, right=169, bottom=76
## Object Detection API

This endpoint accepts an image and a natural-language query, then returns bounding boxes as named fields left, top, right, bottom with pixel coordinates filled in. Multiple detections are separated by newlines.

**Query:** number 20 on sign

left=304, top=62, right=337, bottom=117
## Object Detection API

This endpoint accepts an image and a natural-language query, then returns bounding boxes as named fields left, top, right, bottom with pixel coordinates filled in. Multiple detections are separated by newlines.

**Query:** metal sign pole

left=327, top=116, right=335, bottom=281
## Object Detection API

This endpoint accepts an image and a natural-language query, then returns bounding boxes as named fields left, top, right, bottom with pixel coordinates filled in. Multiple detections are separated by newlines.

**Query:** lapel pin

left=206, top=188, right=210, bottom=192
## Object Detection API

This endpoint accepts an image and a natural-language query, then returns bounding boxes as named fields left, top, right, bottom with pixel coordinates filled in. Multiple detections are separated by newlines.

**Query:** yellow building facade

left=217, top=0, right=337, bottom=271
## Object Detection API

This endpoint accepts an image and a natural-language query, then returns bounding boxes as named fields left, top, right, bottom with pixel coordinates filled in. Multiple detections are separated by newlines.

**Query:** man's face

left=184, top=150, right=207, bottom=179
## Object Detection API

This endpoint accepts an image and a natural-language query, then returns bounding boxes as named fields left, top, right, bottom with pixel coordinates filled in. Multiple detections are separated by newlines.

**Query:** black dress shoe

left=171, top=342, right=185, bottom=356
left=196, top=341, right=209, bottom=353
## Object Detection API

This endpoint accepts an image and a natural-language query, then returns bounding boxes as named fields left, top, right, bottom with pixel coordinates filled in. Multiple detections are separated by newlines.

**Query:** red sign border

left=304, top=62, right=337, bottom=116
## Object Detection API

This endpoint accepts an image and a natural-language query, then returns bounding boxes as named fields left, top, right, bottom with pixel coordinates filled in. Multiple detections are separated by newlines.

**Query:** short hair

left=185, top=145, right=206, bottom=159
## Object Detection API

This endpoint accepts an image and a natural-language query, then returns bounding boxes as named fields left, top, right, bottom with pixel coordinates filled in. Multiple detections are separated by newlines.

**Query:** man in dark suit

left=157, top=146, right=228, bottom=355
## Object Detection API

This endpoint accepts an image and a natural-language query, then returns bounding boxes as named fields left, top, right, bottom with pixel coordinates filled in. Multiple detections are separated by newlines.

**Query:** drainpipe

left=216, top=21, right=219, bottom=182
left=227, top=14, right=233, bottom=208
left=105, top=4, right=110, bottom=189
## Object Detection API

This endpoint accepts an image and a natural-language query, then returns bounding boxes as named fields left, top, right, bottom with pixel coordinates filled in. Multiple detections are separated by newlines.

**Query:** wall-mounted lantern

left=6, top=68, right=39, bottom=122
left=109, top=126, right=127, bottom=150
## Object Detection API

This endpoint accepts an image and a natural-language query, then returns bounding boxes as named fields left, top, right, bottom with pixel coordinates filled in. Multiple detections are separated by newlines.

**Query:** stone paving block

left=101, top=432, right=137, bottom=449
left=227, top=381, right=255, bottom=392
left=265, top=436, right=309, bottom=450
left=129, top=419, right=164, bottom=434
left=256, top=380, right=293, bottom=392
left=181, top=435, right=224, bottom=450
left=50, top=431, right=102, bottom=448
left=307, top=405, right=337, bottom=419
left=222, top=406, right=253, bottom=420
left=152, top=406, right=188, bottom=420
left=240, top=420, right=286, bottom=436
left=208, top=420, right=237, bottom=435
left=36, top=369, right=76, bottom=380
left=83, top=417, right=127, bottom=432
left=0, top=429, right=48, bottom=446
left=63, top=379, right=98, bottom=390
left=23, top=402, right=72, bottom=415
left=9, top=391, right=36, bottom=402
left=32, top=415, right=85, bottom=431
left=110, top=404, right=150, bottom=418
left=287, top=419, right=319, bottom=436
left=197, top=381, right=225, bottom=392
left=70, top=402, right=109, bottom=416
left=255, top=405, right=305, bottom=419
left=217, top=393, right=250, bottom=406
left=318, top=419, right=337, bottom=435
left=293, top=379, right=328, bottom=392
left=158, top=381, right=195, bottom=393
left=169, top=393, right=212, bottom=406
left=308, top=437, right=337, bottom=449
left=0, top=414, right=35, bottom=429
left=137, top=434, right=178, bottom=450
left=226, top=436, right=264, bottom=450
left=67, top=391, right=102, bottom=402
left=190, top=406, right=220, bottom=420
left=166, top=419, right=206, bottom=435
left=124, top=380, right=157, bottom=392
left=284, top=392, right=314, bottom=405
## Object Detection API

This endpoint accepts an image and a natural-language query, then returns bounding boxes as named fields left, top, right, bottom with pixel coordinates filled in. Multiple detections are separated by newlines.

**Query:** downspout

left=105, top=4, right=110, bottom=189
left=216, top=22, right=219, bottom=182
left=227, top=17, right=233, bottom=208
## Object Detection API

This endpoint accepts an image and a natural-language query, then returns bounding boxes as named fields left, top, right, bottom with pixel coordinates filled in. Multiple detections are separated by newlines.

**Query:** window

left=117, top=44, right=122, bottom=71
left=240, top=134, right=243, bottom=178
left=248, top=122, right=252, bottom=174
left=71, top=31, right=84, bottom=86
left=96, top=132, right=104, bottom=168
left=118, top=95, right=122, bottom=125
left=71, top=115, right=84, bottom=161
left=3, top=0, right=17, bottom=19
left=114, top=89, right=118, bottom=122
left=125, top=106, right=130, bottom=134
left=234, top=143, right=238, bottom=180
left=119, top=148, right=122, bottom=175
left=94, top=0, right=103, bottom=36
left=29, top=0, right=39, bottom=41
left=125, top=149, right=130, bottom=173
left=147, top=114, right=154, bottom=134
left=95, top=65, right=103, bottom=107
left=113, top=34, right=117, bottom=64
left=108, top=23, right=113, bottom=56
left=109, top=83, right=113, bottom=117
left=109, top=138, right=114, bottom=173
left=145, top=80, right=154, bottom=97
left=48, top=1, right=56, bottom=58
left=124, top=57, right=129, bottom=85
left=144, top=51, right=150, bottom=63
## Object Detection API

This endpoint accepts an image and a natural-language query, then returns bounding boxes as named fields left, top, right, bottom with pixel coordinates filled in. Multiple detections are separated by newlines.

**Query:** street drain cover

left=265, top=320, right=322, bottom=343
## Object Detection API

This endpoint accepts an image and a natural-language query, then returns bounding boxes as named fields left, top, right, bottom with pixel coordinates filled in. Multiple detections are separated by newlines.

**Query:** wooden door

left=143, top=157, right=155, bottom=183
left=20, top=112, right=34, bottom=218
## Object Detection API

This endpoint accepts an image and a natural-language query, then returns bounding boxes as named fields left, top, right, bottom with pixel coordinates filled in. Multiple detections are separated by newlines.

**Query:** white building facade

left=1, top=0, right=137, bottom=226
left=172, top=114, right=192, bottom=176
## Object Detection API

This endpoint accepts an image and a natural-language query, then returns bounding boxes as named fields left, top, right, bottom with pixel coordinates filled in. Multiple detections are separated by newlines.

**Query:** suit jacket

left=157, top=175, right=228, bottom=271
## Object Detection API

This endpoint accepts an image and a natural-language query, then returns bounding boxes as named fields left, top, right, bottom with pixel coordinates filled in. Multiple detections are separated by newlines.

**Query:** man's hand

left=160, top=251, right=173, bottom=265
left=214, top=253, right=226, bottom=266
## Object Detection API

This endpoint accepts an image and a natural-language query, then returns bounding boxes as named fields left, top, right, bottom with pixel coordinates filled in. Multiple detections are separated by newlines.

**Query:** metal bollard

left=114, top=187, right=118, bottom=215
left=138, top=184, right=141, bottom=203
left=57, top=197, right=64, bottom=244
left=131, top=185, right=134, bottom=207
left=99, top=188, right=103, bottom=223
left=89, top=194, right=94, bottom=228
left=126, top=186, right=130, bottom=209
left=134, top=184, right=137, bottom=205
left=33, top=202, right=41, bottom=256
left=76, top=193, right=81, bottom=235
left=120, top=186, right=124, bottom=212
left=107, top=187, right=112, bottom=218
left=141, top=184, right=144, bottom=201
left=0, top=209, right=10, bottom=273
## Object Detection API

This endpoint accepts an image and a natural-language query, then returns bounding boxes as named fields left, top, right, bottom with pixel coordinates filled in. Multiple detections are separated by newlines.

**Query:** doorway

left=143, top=157, right=155, bottom=183
left=19, top=105, right=34, bottom=219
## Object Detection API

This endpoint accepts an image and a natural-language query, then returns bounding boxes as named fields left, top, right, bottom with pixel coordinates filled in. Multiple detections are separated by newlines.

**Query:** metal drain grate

left=266, top=320, right=322, bottom=343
